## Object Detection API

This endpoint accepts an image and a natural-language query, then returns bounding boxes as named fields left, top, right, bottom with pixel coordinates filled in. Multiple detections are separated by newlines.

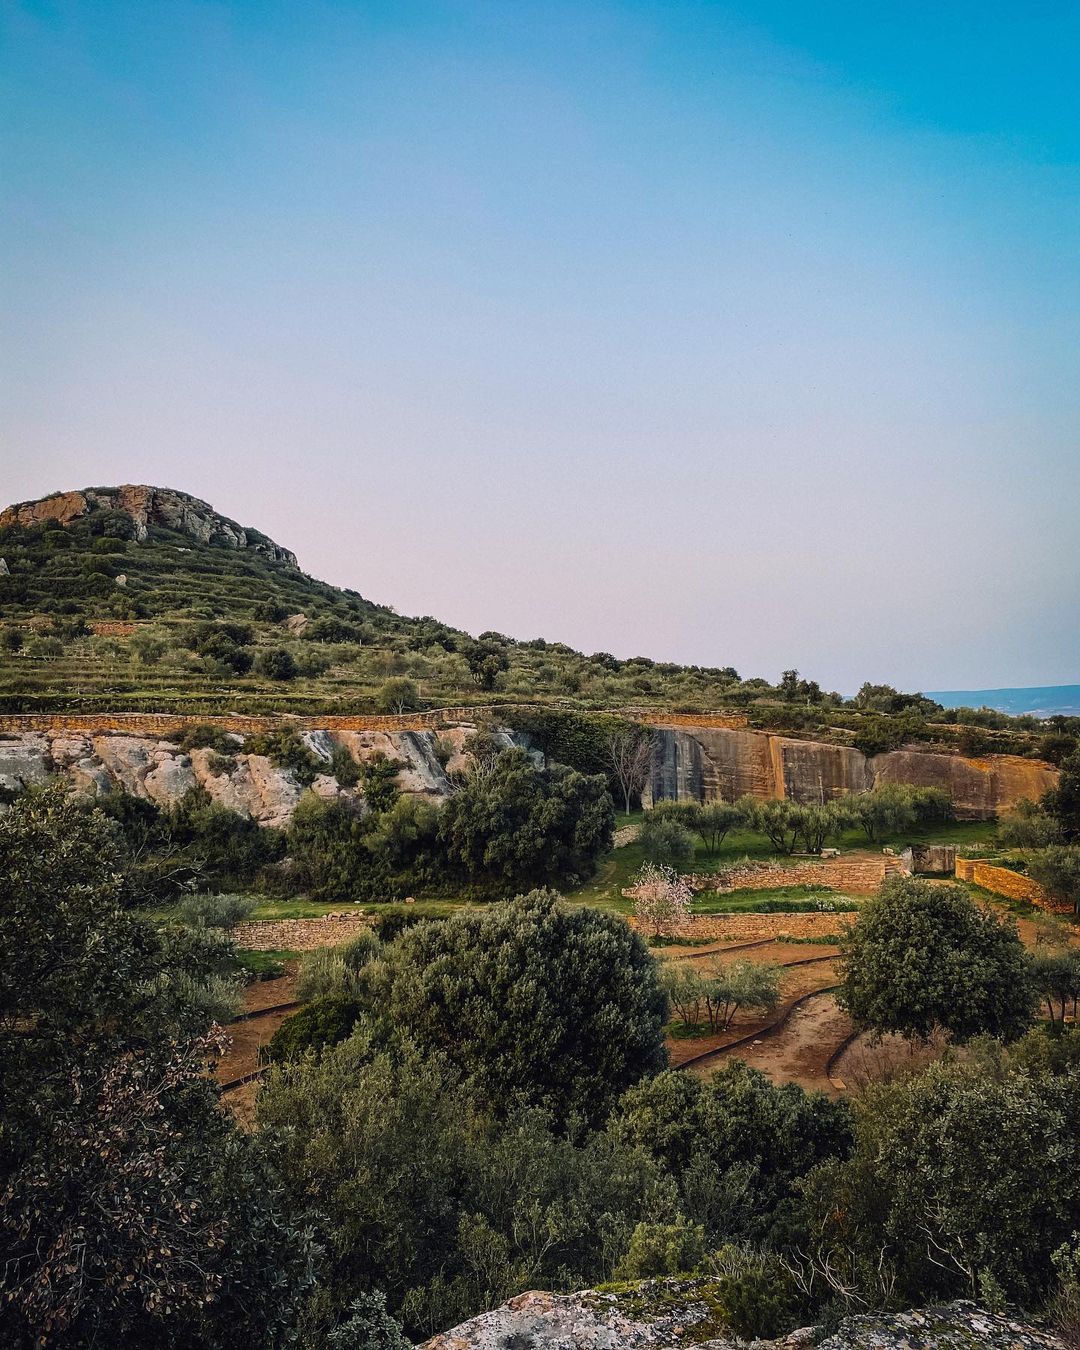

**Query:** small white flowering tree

left=633, top=860, right=694, bottom=939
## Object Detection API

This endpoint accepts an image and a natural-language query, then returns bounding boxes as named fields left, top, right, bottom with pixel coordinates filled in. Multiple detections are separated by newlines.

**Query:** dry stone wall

left=954, top=856, right=1064, bottom=911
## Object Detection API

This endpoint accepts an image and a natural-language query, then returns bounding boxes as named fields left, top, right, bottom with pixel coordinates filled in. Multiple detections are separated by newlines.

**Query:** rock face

left=0, top=723, right=531, bottom=826
left=419, top=1284, right=1065, bottom=1350
left=0, top=485, right=298, bottom=565
left=644, top=727, right=1056, bottom=819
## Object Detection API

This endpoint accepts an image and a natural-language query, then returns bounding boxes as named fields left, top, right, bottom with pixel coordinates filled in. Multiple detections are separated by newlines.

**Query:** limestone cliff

left=0, top=485, right=298, bottom=565
left=0, top=724, right=530, bottom=826
left=419, top=1283, right=1065, bottom=1349
left=643, top=726, right=1056, bottom=819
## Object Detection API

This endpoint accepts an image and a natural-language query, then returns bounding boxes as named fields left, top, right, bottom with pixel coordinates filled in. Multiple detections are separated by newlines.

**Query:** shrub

left=265, top=994, right=363, bottom=1064
left=255, top=647, right=298, bottom=681
left=330, top=743, right=361, bottom=787
left=244, top=726, right=321, bottom=785
left=174, top=893, right=255, bottom=930
left=838, top=876, right=1035, bottom=1043
left=640, top=811, right=696, bottom=867
left=706, top=1246, right=800, bottom=1340
left=364, top=890, right=668, bottom=1126
left=296, top=930, right=382, bottom=1002
left=615, top=1218, right=705, bottom=1280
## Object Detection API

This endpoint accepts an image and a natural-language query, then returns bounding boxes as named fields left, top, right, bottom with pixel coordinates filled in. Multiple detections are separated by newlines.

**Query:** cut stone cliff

left=643, top=726, right=1056, bottom=819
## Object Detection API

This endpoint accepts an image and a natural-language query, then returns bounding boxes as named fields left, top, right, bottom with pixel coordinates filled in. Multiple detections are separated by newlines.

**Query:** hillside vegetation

left=0, top=486, right=1070, bottom=765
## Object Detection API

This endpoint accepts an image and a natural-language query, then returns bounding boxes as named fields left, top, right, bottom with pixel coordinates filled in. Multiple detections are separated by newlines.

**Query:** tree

left=375, top=677, right=422, bottom=714
left=0, top=786, right=319, bottom=1349
left=837, top=877, right=1035, bottom=1043
left=1028, top=947, right=1080, bottom=1026
left=1043, top=749, right=1080, bottom=841
left=1028, top=846, right=1080, bottom=916
left=800, top=1060, right=1080, bottom=1307
left=796, top=801, right=852, bottom=854
left=605, top=724, right=654, bottom=815
left=700, top=959, right=781, bottom=1032
left=362, top=890, right=669, bottom=1126
left=633, top=861, right=694, bottom=938
left=682, top=801, right=745, bottom=855
left=358, top=751, right=403, bottom=814
left=437, top=747, right=613, bottom=891
left=255, top=646, right=298, bottom=681
left=463, top=638, right=510, bottom=690
left=739, top=796, right=804, bottom=854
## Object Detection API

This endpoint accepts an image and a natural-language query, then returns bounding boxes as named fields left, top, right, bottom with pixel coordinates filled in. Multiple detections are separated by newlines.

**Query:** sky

left=2, top=1, right=1078, bottom=693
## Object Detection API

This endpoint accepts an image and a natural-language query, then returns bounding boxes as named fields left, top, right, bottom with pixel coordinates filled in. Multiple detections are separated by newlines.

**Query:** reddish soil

left=215, top=971, right=300, bottom=1114
left=664, top=952, right=840, bottom=1072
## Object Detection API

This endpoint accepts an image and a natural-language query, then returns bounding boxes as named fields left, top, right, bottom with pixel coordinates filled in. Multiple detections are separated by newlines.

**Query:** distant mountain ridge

left=927, top=685, right=1080, bottom=718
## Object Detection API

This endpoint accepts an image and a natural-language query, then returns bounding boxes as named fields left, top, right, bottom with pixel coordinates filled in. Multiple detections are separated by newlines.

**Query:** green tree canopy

left=363, top=890, right=668, bottom=1126
left=837, top=876, right=1035, bottom=1043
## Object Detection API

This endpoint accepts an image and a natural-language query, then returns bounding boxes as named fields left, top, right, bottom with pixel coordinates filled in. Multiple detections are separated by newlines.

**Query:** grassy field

left=569, top=816, right=998, bottom=913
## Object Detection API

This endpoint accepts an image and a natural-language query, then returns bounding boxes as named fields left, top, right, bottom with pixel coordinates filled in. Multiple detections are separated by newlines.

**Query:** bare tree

left=606, top=724, right=654, bottom=815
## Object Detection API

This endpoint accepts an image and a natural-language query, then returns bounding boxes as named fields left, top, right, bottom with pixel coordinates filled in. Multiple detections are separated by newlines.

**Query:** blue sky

left=2, top=1, right=1078, bottom=691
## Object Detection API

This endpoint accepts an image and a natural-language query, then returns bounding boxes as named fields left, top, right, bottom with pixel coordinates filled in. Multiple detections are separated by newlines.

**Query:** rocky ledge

left=419, top=1284, right=1065, bottom=1350
left=0, top=484, right=298, bottom=564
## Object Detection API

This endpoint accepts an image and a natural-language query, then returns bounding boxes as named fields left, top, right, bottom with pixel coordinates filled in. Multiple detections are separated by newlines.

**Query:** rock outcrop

left=0, top=485, right=298, bottom=565
left=0, top=723, right=530, bottom=826
left=644, top=727, right=1056, bottom=819
left=420, top=1284, right=1065, bottom=1350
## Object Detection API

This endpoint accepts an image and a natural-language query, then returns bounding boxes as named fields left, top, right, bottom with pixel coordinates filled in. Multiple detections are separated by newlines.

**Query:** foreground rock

left=419, top=1283, right=1065, bottom=1350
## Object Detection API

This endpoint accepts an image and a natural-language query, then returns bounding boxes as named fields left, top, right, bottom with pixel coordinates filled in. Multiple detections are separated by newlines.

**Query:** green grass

left=234, top=949, right=298, bottom=979
left=568, top=818, right=995, bottom=913
left=691, top=886, right=860, bottom=915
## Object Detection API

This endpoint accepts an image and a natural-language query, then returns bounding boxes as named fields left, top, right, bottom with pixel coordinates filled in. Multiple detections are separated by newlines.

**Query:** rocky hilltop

left=420, top=1283, right=1065, bottom=1350
left=0, top=485, right=298, bottom=565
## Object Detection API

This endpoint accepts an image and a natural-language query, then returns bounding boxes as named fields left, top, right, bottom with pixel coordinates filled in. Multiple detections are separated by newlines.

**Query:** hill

left=928, top=685, right=1080, bottom=718
left=0, top=485, right=1069, bottom=768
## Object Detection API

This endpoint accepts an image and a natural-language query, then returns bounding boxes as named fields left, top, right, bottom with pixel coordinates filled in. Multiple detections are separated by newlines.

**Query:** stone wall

left=684, top=856, right=891, bottom=896
left=954, top=856, right=1065, bottom=911
left=233, top=914, right=373, bottom=951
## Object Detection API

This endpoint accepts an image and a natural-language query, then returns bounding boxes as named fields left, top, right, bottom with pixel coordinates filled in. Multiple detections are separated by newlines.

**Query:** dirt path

left=685, top=989, right=853, bottom=1093
left=215, top=972, right=299, bottom=1093
left=665, top=954, right=840, bottom=1069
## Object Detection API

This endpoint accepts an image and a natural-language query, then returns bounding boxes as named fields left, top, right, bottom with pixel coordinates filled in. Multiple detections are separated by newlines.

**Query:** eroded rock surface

left=419, top=1284, right=1064, bottom=1350
left=0, top=723, right=533, bottom=825
left=0, top=485, right=297, bottom=565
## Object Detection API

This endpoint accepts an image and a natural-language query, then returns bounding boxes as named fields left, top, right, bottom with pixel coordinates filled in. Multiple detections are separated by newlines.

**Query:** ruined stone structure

left=0, top=484, right=298, bottom=565
left=643, top=726, right=1056, bottom=819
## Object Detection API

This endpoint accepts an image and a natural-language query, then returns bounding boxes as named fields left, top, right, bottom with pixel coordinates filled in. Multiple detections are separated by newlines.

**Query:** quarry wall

left=643, top=727, right=1056, bottom=819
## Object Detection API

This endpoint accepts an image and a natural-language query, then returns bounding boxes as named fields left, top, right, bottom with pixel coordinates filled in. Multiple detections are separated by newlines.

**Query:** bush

left=265, top=994, right=363, bottom=1064
left=640, top=811, right=696, bottom=867
left=255, top=647, right=298, bottom=681
left=838, top=876, right=1035, bottom=1043
left=374, top=677, right=422, bottom=714
left=296, top=930, right=382, bottom=1001
left=615, top=1218, right=705, bottom=1280
left=174, top=893, right=255, bottom=930
left=706, top=1246, right=800, bottom=1340
left=244, top=726, right=322, bottom=785
left=363, top=890, right=668, bottom=1126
